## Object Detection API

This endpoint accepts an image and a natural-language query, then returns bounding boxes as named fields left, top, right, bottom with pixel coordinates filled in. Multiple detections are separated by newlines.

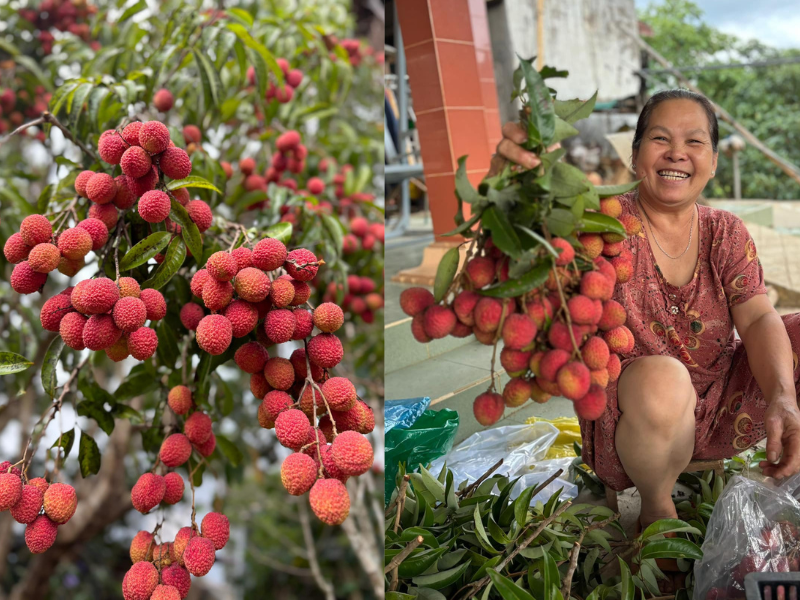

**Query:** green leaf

left=119, top=0, right=147, bottom=23
left=321, top=214, right=344, bottom=256
left=488, top=568, right=536, bottom=600
left=545, top=208, right=576, bottom=237
left=641, top=518, right=701, bottom=539
left=67, top=83, right=93, bottom=129
left=0, top=187, right=36, bottom=215
left=595, top=180, right=641, bottom=198
left=225, top=23, right=282, bottom=84
left=515, top=485, right=535, bottom=527
left=41, top=336, right=65, bottom=398
left=550, top=163, right=590, bottom=198
left=577, top=212, right=626, bottom=236
left=518, top=56, right=555, bottom=147
left=480, top=259, right=552, bottom=298
left=639, top=538, right=703, bottom=561
left=215, top=434, right=243, bottom=467
left=263, top=222, right=292, bottom=244
left=412, top=562, right=471, bottom=590
left=226, top=7, right=254, bottom=26
left=114, top=369, right=159, bottom=401
left=0, top=351, right=34, bottom=375
left=554, top=92, right=598, bottom=124
left=455, top=156, right=483, bottom=204
left=419, top=465, right=446, bottom=504
left=78, top=430, right=101, bottom=478
left=50, top=428, right=75, bottom=460
left=618, top=557, right=635, bottom=600
left=483, top=206, right=522, bottom=258
left=433, top=246, right=460, bottom=303
left=192, top=49, right=222, bottom=108
left=443, top=211, right=482, bottom=238
left=551, top=116, right=580, bottom=144
left=142, top=237, right=186, bottom=290
left=167, top=199, right=204, bottom=261
left=77, top=401, right=115, bottom=436
left=166, top=175, right=222, bottom=193
left=386, top=594, right=415, bottom=600
left=516, top=226, right=559, bottom=259
left=14, top=55, right=50, bottom=90
left=393, top=547, right=447, bottom=578
left=119, top=231, right=171, bottom=271
left=249, top=47, right=269, bottom=101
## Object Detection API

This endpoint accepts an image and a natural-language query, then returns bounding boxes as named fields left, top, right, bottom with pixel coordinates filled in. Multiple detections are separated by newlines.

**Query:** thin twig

left=457, top=459, right=504, bottom=498
left=393, top=475, right=409, bottom=532
left=0, top=116, right=44, bottom=147
left=42, top=112, right=99, bottom=159
left=561, top=513, right=620, bottom=598
left=385, top=535, right=423, bottom=574
left=298, top=500, right=336, bottom=600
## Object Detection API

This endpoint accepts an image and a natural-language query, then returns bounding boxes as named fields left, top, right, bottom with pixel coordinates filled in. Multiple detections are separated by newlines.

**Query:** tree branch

left=298, top=500, right=335, bottom=600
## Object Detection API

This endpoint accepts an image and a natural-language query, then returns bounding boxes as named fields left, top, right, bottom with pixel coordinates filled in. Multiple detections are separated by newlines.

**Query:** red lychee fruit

left=307, top=333, right=344, bottom=369
left=234, top=267, right=270, bottom=303
left=27, top=243, right=60, bottom=273
left=281, top=453, right=317, bottom=496
left=574, top=385, right=607, bottom=420
left=234, top=341, right=270, bottom=374
left=580, top=271, right=614, bottom=301
left=320, top=377, right=357, bottom=411
left=566, top=295, right=597, bottom=325
left=159, top=147, right=192, bottom=180
left=331, top=430, right=373, bottom=476
left=163, top=472, right=184, bottom=505
left=60, top=312, right=88, bottom=350
left=138, top=190, right=171, bottom=223
left=223, top=299, right=258, bottom=337
left=86, top=172, right=117, bottom=205
left=83, top=313, right=123, bottom=351
left=275, top=409, right=312, bottom=451
left=4, top=233, right=33, bottom=264
left=399, top=287, right=435, bottom=317
left=121, top=146, right=153, bottom=178
left=604, top=326, right=634, bottom=354
left=503, top=377, right=533, bottom=407
left=112, top=296, right=147, bottom=332
left=74, top=170, right=95, bottom=197
left=128, top=166, right=160, bottom=197
left=183, top=125, right=201, bottom=144
left=422, top=305, right=457, bottom=339
left=411, top=313, right=431, bottom=343
left=578, top=233, right=604, bottom=259
left=194, top=432, right=216, bottom=458
left=40, top=294, right=75, bottom=332
left=599, top=196, right=623, bottom=218
left=547, top=321, right=583, bottom=352
left=202, top=278, right=234, bottom=311
left=114, top=175, right=137, bottom=209
left=150, top=585, right=181, bottom=600
left=139, top=288, right=166, bottom=321
left=153, top=88, right=174, bottom=111
left=121, top=121, right=143, bottom=146
left=184, top=412, right=212, bottom=445
left=168, top=385, right=193, bottom=415
left=598, top=299, right=626, bottom=331
left=313, top=302, right=344, bottom=333
left=581, top=336, right=610, bottom=370
left=196, top=315, right=233, bottom=355
left=57, top=227, right=93, bottom=260
left=77, top=218, right=110, bottom=251
left=25, top=515, right=58, bottom=554
left=139, top=121, right=171, bottom=154
left=284, top=248, right=319, bottom=282
left=610, top=255, right=633, bottom=283
left=309, top=479, right=350, bottom=525
left=466, top=256, right=496, bottom=288
left=473, top=391, right=504, bottom=426
left=130, top=530, right=155, bottom=563
left=452, top=290, right=480, bottom=325
left=160, top=434, right=192, bottom=467
left=131, top=473, right=165, bottom=514
left=185, top=199, right=213, bottom=232
left=551, top=237, right=575, bottom=266
left=264, top=309, right=296, bottom=344
left=206, top=251, right=238, bottom=282
left=128, top=326, right=159, bottom=360
left=501, top=313, right=537, bottom=350
left=252, top=237, right=288, bottom=271
left=183, top=536, right=216, bottom=577
left=20, top=214, right=53, bottom=246
left=179, top=302, right=204, bottom=331
left=540, top=348, right=571, bottom=381
left=500, top=348, right=532, bottom=376
left=263, top=357, right=295, bottom=390
left=88, top=203, right=119, bottom=229
left=557, top=361, right=591, bottom=400
left=201, top=512, right=229, bottom=550
left=0, top=472, right=23, bottom=511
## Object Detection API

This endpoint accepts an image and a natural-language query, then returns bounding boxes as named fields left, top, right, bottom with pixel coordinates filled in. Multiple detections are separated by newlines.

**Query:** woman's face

left=632, top=98, right=718, bottom=207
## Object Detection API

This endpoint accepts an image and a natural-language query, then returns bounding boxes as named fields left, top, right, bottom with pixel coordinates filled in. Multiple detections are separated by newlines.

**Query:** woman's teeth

left=658, top=170, right=690, bottom=181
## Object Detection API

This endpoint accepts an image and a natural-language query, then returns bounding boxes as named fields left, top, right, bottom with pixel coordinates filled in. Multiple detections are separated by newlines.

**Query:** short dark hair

left=632, top=89, right=719, bottom=154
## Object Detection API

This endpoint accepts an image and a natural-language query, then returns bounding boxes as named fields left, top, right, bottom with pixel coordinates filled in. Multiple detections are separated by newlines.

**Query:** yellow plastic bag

left=525, top=416, right=582, bottom=459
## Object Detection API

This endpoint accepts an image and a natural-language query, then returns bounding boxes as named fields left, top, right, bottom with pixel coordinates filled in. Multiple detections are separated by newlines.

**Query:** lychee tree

left=0, top=1, right=383, bottom=598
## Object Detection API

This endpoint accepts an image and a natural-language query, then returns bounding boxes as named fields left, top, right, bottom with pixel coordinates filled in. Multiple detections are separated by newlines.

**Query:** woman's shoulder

left=699, top=202, right=750, bottom=236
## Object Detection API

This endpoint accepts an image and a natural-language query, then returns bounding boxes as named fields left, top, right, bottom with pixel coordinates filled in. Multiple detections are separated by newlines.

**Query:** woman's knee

left=618, top=355, right=695, bottom=430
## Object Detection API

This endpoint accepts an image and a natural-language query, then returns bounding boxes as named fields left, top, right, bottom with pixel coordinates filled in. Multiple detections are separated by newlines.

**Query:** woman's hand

left=487, top=122, right=561, bottom=177
left=759, top=395, right=800, bottom=479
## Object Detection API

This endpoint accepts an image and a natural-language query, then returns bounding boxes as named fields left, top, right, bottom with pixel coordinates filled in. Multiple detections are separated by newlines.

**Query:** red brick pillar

left=394, top=0, right=502, bottom=283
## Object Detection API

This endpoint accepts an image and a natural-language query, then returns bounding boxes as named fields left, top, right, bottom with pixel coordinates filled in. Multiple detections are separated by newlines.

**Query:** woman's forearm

left=740, top=311, right=796, bottom=403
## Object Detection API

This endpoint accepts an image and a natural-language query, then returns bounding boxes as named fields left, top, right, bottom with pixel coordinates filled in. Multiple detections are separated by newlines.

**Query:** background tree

left=0, top=1, right=384, bottom=598
left=639, top=0, right=800, bottom=200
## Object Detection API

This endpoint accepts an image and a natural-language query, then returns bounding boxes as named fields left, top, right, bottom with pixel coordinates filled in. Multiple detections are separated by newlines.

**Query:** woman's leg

left=615, top=355, right=697, bottom=527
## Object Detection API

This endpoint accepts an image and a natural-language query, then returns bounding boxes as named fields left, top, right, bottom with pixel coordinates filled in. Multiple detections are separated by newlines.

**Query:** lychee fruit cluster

left=403, top=196, right=640, bottom=426
left=323, top=273, right=384, bottom=325
left=246, top=57, right=304, bottom=105
left=0, top=85, right=52, bottom=136
left=0, top=463, right=76, bottom=554
left=18, top=0, right=98, bottom=55
left=341, top=215, right=384, bottom=255
left=124, top=511, right=229, bottom=599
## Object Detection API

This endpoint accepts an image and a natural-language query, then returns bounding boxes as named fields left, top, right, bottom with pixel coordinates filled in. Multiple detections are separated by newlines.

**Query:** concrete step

left=384, top=311, right=474, bottom=374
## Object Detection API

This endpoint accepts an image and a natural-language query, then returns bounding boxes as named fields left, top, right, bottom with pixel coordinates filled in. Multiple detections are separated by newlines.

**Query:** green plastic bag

left=384, top=408, right=459, bottom=504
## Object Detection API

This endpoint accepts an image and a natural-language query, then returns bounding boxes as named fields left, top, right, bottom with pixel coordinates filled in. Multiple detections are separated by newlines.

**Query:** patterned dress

left=579, top=191, right=800, bottom=491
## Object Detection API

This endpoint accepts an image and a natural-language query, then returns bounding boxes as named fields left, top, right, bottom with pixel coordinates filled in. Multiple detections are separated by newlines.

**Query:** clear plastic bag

left=693, top=473, right=800, bottom=600
left=428, top=423, right=578, bottom=500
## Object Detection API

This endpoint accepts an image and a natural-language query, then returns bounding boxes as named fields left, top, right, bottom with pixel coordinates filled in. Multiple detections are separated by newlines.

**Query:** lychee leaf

left=412, top=562, right=471, bottom=590
left=487, top=568, right=536, bottom=600
left=41, top=336, right=65, bottom=398
left=263, top=221, right=292, bottom=244
left=639, top=538, right=703, bottom=561
left=483, top=206, right=522, bottom=258
left=0, top=351, right=33, bottom=375
left=114, top=369, right=159, bottom=401
left=480, top=259, right=552, bottom=298
left=118, top=0, right=146, bottom=24
left=119, top=231, right=171, bottom=271
left=640, top=518, right=700, bottom=539
left=50, top=428, right=75, bottom=460
left=215, top=434, right=243, bottom=467
left=77, top=400, right=115, bottom=436
left=78, top=430, right=101, bottom=478
left=554, top=92, right=598, bottom=125
left=192, top=49, right=222, bottom=108
left=166, top=175, right=222, bottom=194
left=518, top=55, right=555, bottom=148
left=321, top=214, right=344, bottom=257
left=545, top=208, right=575, bottom=238
left=594, top=180, right=641, bottom=198
left=576, top=212, right=626, bottom=236
left=433, top=246, right=460, bottom=303
left=67, top=83, right=93, bottom=130
left=550, top=163, right=591, bottom=198
left=455, top=156, right=482, bottom=205
left=551, top=116, right=579, bottom=145
left=142, top=237, right=186, bottom=290
left=225, top=23, right=283, bottom=85
left=249, top=47, right=268, bottom=100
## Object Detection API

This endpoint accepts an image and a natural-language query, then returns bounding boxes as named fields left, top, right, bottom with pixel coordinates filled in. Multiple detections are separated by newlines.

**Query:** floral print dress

left=578, top=191, right=800, bottom=491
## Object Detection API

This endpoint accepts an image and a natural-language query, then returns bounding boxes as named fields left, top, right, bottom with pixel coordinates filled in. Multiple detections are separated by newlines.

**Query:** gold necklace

left=637, top=195, right=695, bottom=260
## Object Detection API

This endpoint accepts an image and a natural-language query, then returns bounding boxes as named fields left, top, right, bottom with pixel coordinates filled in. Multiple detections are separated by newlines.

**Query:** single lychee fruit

left=275, top=409, right=313, bottom=451
left=160, top=147, right=193, bottom=180
left=76, top=218, right=110, bottom=251
left=28, top=243, right=61, bottom=273
left=139, top=190, right=171, bottom=223
left=604, top=326, right=634, bottom=354
left=574, top=385, right=607, bottom=420
left=121, top=121, right=143, bottom=146
left=183, top=124, right=201, bottom=144
left=292, top=308, right=314, bottom=340
left=234, top=341, right=269, bottom=374
left=160, top=433, right=192, bottom=467
left=151, top=585, right=181, bottom=600
left=578, top=233, right=604, bottom=259
left=98, top=130, right=130, bottom=163
left=566, top=295, right=597, bottom=326
left=307, top=333, right=344, bottom=369
left=422, top=305, right=457, bottom=339
left=581, top=336, right=610, bottom=370
left=258, top=390, right=293, bottom=428
left=190, top=269, right=211, bottom=298
left=539, top=348, right=571, bottom=381
left=201, top=512, right=230, bottom=550
left=501, top=313, right=537, bottom=350
left=183, top=536, right=216, bottom=577
left=162, top=564, right=191, bottom=598
left=153, top=88, right=174, bottom=111
left=410, top=313, right=431, bottom=343
left=263, top=357, right=295, bottom=390
left=233, top=267, right=270, bottom=303
left=590, top=368, right=609, bottom=388
left=281, top=453, right=318, bottom=496
left=128, top=326, right=159, bottom=360
left=547, top=321, right=583, bottom=352
left=474, top=297, right=514, bottom=333
left=313, top=303, right=344, bottom=333
left=40, top=294, right=74, bottom=332
left=172, top=527, right=196, bottom=567
left=0, top=472, right=23, bottom=511
left=201, top=278, right=234, bottom=312
left=206, top=251, right=238, bottom=282
left=88, top=203, right=119, bottom=229
left=179, top=302, right=204, bottom=331
left=284, top=248, right=319, bottom=282
left=269, top=277, right=295, bottom=308
left=168, top=385, right=193, bottom=415
left=83, top=314, right=123, bottom=351
left=309, top=479, right=350, bottom=525
left=250, top=373, right=271, bottom=400
left=185, top=199, right=213, bottom=232
left=74, top=170, right=95, bottom=197
left=123, top=561, right=159, bottom=600
left=530, top=380, right=552, bottom=403
left=551, top=238, right=575, bottom=266
left=25, top=515, right=58, bottom=554
left=121, top=145, right=153, bottom=178
left=112, top=296, right=147, bottom=332
left=606, top=353, right=622, bottom=382
left=450, top=290, right=478, bottom=326
left=399, top=287, right=435, bottom=317
left=503, top=378, right=533, bottom=407
left=60, top=312, right=88, bottom=350
left=223, top=299, right=258, bottom=338
left=594, top=256, right=618, bottom=282
left=580, top=271, right=615, bottom=301
left=556, top=361, right=591, bottom=401
left=252, top=237, right=288, bottom=271
left=139, top=121, right=171, bottom=154
left=196, top=314, right=233, bottom=355
left=473, top=391, right=504, bottom=426
left=4, top=233, right=33, bottom=264
left=20, top=214, right=53, bottom=246
left=264, top=309, right=296, bottom=344
left=500, top=348, right=532, bottom=376
left=41, top=482, right=77, bottom=525
left=163, top=472, right=184, bottom=505
left=331, top=431, right=373, bottom=476
left=466, top=257, right=496, bottom=288
left=610, top=255, right=633, bottom=283
left=599, top=196, right=623, bottom=218
left=86, top=172, right=117, bottom=204
left=57, top=227, right=93, bottom=260
left=184, top=412, right=212, bottom=445
left=130, top=530, right=155, bottom=563
left=598, top=300, right=626, bottom=331
left=316, top=375, right=355, bottom=410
